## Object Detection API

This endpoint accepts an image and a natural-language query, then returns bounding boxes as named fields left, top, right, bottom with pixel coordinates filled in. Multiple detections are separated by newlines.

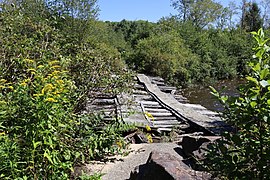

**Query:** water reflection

left=181, top=78, right=245, bottom=112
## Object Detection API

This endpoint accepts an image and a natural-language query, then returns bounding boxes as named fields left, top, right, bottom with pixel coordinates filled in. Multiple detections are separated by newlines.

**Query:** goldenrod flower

left=24, top=78, right=31, bottom=83
left=52, top=71, right=60, bottom=75
left=20, top=82, right=27, bottom=86
left=116, top=141, right=122, bottom=148
left=37, top=65, right=44, bottom=69
left=42, top=84, right=54, bottom=94
left=52, top=65, right=61, bottom=69
left=25, top=59, right=34, bottom=63
left=49, top=60, right=59, bottom=66
left=56, top=80, right=64, bottom=84
left=0, top=79, right=7, bottom=83
left=145, top=111, right=154, bottom=121
left=147, top=134, right=153, bottom=143
left=0, top=132, right=5, bottom=136
left=145, top=125, right=151, bottom=131
left=45, top=98, right=57, bottom=102
left=8, top=86, right=14, bottom=90
left=27, top=68, right=36, bottom=72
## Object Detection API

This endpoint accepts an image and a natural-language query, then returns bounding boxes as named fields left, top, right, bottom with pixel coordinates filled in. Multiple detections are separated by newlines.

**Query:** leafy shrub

left=0, top=59, right=75, bottom=179
left=129, top=31, right=200, bottom=86
left=205, top=29, right=270, bottom=179
left=0, top=3, right=133, bottom=179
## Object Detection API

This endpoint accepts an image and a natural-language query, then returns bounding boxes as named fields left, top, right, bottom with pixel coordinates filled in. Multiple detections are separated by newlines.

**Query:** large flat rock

left=85, top=143, right=183, bottom=180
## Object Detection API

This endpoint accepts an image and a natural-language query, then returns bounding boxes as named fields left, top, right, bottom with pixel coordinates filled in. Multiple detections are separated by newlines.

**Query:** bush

left=128, top=31, right=200, bottom=86
left=205, top=29, right=270, bottom=179
left=0, top=3, right=133, bottom=179
left=0, top=59, right=75, bottom=178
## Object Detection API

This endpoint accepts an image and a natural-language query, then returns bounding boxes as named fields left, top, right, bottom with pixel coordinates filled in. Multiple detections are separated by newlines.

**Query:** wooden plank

left=142, top=104, right=163, bottom=108
left=157, top=128, right=172, bottom=132
left=147, top=112, right=173, bottom=117
left=158, top=86, right=177, bottom=91
left=144, top=108, right=170, bottom=112
left=150, top=77, right=164, bottom=82
left=137, top=74, right=229, bottom=135
left=141, top=101, right=159, bottom=105
left=153, top=116, right=177, bottom=120
left=153, top=120, right=180, bottom=125
left=133, top=94, right=153, bottom=101
left=153, top=124, right=178, bottom=128
left=151, top=80, right=165, bottom=86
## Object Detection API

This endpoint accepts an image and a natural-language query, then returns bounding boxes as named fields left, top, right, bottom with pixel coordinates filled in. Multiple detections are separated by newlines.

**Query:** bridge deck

left=137, top=74, right=230, bottom=135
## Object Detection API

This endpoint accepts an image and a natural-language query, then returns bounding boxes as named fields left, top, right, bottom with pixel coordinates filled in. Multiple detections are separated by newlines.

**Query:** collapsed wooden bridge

left=86, top=74, right=231, bottom=136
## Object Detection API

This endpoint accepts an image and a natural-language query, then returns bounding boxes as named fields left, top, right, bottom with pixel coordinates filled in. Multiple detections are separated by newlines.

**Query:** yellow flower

left=116, top=141, right=122, bottom=148
left=0, top=132, right=6, bottom=136
left=145, top=111, right=154, bottom=121
left=52, top=71, right=60, bottom=75
left=20, top=82, right=27, bottom=86
left=25, top=59, right=34, bottom=63
left=145, top=125, right=151, bottom=131
left=0, top=79, right=7, bottom=83
left=42, top=83, right=54, bottom=94
left=52, top=65, right=61, bottom=69
left=37, top=65, right=44, bottom=69
left=24, top=78, right=31, bottom=83
left=8, top=86, right=14, bottom=90
left=49, top=60, right=59, bottom=66
left=0, top=85, right=5, bottom=89
left=56, top=80, right=64, bottom=84
left=147, top=134, right=153, bottom=143
left=45, top=98, right=57, bottom=102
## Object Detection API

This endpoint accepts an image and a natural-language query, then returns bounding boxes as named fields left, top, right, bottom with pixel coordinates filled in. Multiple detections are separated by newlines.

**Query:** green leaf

left=253, top=62, right=261, bottom=71
left=33, top=140, right=41, bottom=149
left=250, top=101, right=257, bottom=108
left=44, top=151, right=53, bottom=164
left=251, top=31, right=258, bottom=35
left=260, top=69, right=269, bottom=79
left=209, top=86, right=219, bottom=97
left=246, top=76, right=259, bottom=85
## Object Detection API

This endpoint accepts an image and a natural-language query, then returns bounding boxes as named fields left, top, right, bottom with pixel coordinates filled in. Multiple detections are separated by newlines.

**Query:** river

left=180, top=78, right=245, bottom=112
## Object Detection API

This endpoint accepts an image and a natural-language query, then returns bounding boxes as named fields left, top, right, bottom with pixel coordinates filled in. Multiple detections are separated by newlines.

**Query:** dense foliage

left=0, top=1, right=132, bottom=179
left=205, top=29, right=270, bottom=179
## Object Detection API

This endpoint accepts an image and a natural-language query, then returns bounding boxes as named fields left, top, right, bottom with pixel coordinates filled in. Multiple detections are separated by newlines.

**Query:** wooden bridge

left=85, top=74, right=231, bottom=136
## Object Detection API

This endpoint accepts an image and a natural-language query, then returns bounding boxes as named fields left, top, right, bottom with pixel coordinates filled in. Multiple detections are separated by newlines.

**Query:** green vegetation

left=0, top=1, right=132, bottom=179
left=1, top=0, right=270, bottom=179
left=205, top=29, right=270, bottom=179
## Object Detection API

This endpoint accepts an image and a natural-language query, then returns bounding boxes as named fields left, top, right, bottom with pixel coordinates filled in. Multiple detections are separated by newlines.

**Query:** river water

left=181, top=78, right=245, bottom=112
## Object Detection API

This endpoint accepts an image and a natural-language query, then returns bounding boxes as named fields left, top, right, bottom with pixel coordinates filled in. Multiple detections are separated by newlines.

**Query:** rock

left=130, top=151, right=211, bottom=180
left=180, top=135, right=220, bottom=158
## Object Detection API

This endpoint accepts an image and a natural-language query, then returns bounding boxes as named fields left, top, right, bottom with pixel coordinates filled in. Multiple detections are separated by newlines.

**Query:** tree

left=171, top=0, right=224, bottom=29
left=171, top=0, right=193, bottom=22
left=242, top=2, right=263, bottom=32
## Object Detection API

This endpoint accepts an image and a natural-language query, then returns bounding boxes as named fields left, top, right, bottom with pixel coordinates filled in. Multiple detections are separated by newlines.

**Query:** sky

left=97, top=0, right=233, bottom=22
